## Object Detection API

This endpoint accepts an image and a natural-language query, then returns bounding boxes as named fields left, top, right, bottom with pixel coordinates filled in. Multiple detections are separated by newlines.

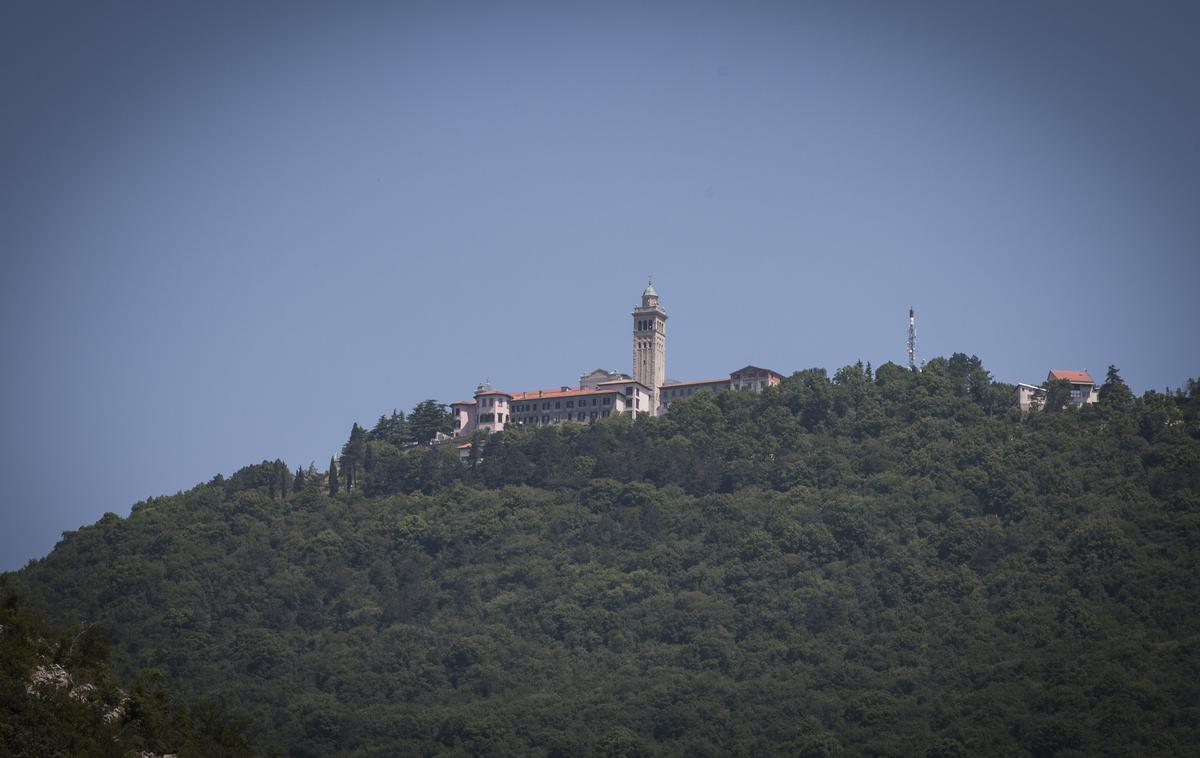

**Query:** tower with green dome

left=632, top=280, right=668, bottom=414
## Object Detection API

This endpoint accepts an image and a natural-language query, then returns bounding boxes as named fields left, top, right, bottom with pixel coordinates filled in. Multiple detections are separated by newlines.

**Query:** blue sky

left=2, top=1, right=1197, bottom=570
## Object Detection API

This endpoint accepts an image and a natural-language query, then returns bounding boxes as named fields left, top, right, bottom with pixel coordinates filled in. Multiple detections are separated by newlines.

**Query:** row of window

left=513, top=397, right=612, bottom=412
left=518, top=410, right=611, bottom=425
left=635, top=319, right=662, bottom=332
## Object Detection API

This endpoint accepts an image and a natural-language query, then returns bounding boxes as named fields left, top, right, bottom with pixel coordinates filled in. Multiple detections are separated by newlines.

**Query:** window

left=542, top=402, right=550, bottom=410
left=591, top=398, right=598, bottom=406
left=555, top=401, right=561, bottom=409
left=625, top=387, right=632, bottom=395
left=567, top=400, right=574, bottom=408
left=603, top=397, right=611, bottom=405
left=602, top=411, right=609, bottom=418
left=542, top=415, right=549, bottom=423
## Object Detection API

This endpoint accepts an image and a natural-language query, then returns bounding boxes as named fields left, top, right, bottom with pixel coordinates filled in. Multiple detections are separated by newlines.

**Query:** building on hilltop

left=633, top=282, right=668, bottom=413
left=450, top=283, right=782, bottom=437
left=659, top=365, right=784, bottom=411
left=579, top=368, right=633, bottom=390
left=1014, top=383, right=1047, bottom=414
left=1015, top=369, right=1100, bottom=414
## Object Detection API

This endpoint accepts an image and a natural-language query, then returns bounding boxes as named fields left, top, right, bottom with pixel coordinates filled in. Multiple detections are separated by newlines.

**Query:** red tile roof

left=1048, top=369, right=1094, bottom=384
left=509, top=387, right=621, bottom=401
left=450, top=399, right=477, bottom=406
left=475, top=389, right=513, bottom=397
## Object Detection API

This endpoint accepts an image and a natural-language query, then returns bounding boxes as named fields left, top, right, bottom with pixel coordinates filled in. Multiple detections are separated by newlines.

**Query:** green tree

left=1043, top=378, right=1073, bottom=412
left=341, top=423, right=367, bottom=490
left=410, top=399, right=451, bottom=445
left=274, top=458, right=290, bottom=499
left=328, top=455, right=339, bottom=496
left=369, top=410, right=411, bottom=447
left=1099, top=364, right=1133, bottom=406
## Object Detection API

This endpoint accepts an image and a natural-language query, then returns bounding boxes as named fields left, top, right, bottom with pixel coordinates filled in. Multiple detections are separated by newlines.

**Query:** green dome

left=642, top=281, right=657, bottom=298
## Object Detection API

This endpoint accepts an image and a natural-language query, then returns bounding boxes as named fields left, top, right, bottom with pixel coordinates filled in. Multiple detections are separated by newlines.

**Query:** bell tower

left=632, top=280, right=667, bottom=414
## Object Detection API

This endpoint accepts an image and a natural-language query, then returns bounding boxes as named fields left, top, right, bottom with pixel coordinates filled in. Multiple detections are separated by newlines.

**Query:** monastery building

left=450, top=283, right=782, bottom=437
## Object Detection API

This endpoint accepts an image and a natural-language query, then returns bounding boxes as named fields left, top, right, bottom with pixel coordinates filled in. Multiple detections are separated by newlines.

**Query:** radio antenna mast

left=907, top=307, right=917, bottom=371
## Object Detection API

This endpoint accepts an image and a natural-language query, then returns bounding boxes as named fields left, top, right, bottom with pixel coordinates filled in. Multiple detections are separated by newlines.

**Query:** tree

left=341, top=423, right=367, bottom=490
left=410, top=400, right=451, bottom=445
left=1043, top=378, right=1073, bottom=412
left=274, top=458, right=290, bottom=499
left=294, top=466, right=306, bottom=492
left=369, top=410, right=410, bottom=447
left=1099, top=365, right=1133, bottom=406
left=328, top=456, right=339, bottom=496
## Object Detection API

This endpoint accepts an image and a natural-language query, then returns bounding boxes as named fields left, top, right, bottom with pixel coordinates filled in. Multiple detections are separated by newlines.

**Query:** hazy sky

left=2, top=1, right=1197, bottom=570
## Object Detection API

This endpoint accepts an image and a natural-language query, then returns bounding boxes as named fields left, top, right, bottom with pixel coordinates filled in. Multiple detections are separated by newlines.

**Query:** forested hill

left=9, top=358, right=1200, bottom=756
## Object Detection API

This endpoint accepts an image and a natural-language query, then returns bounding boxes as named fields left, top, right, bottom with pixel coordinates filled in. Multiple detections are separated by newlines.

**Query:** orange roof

left=450, top=399, right=476, bottom=406
left=509, top=387, right=621, bottom=401
left=1048, top=369, right=1094, bottom=384
left=456, top=442, right=473, bottom=449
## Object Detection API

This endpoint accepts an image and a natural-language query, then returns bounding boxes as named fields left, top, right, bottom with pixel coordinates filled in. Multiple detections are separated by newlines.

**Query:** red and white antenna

left=907, top=307, right=917, bottom=371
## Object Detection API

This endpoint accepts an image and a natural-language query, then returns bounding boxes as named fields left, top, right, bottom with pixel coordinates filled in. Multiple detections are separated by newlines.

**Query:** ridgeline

left=6, top=357, right=1200, bottom=756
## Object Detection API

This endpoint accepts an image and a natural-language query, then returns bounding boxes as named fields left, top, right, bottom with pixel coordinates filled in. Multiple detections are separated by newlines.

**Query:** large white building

left=450, top=283, right=782, bottom=437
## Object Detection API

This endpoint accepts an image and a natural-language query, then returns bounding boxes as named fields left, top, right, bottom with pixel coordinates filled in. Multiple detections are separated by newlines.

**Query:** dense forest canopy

left=0, top=588, right=255, bottom=756
left=7, top=356, right=1200, bottom=756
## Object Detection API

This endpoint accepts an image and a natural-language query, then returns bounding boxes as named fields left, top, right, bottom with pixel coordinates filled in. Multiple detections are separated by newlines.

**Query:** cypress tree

left=328, top=456, right=339, bottom=496
left=341, top=423, right=367, bottom=490
left=276, top=459, right=289, bottom=499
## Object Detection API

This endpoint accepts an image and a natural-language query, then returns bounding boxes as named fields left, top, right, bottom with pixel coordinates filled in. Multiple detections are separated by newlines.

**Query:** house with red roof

left=1015, top=369, right=1101, bottom=414
left=1048, top=369, right=1101, bottom=407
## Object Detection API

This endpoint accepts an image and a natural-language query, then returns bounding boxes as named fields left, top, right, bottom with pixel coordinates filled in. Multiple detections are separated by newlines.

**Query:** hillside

left=9, top=358, right=1200, bottom=756
left=0, top=587, right=255, bottom=756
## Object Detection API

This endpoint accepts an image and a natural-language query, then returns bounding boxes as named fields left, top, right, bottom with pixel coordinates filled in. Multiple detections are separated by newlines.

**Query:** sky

left=1, top=1, right=1197, bottom=571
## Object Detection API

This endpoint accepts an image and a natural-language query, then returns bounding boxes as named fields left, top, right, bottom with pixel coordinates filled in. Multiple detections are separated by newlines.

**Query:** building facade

left=659, top=366, right=784, bottom=411
left=1015, top=369, right=1100, bottom=414
left=450, top=283, right=782, bottom=438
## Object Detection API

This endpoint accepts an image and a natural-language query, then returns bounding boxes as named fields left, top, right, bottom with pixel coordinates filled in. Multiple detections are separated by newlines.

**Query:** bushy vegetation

left=0, top=587, right=254, bottom=756
left=9, top=357, right=1200, bottom=756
